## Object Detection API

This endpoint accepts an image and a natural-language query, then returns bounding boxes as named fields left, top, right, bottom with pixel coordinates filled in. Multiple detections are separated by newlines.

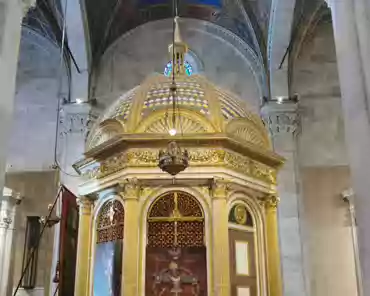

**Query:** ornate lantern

left=159, top=141, right=189, bottom=175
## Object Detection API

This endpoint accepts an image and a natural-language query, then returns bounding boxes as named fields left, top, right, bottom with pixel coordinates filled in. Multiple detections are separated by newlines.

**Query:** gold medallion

left=234, top=204, right=247, bottom=225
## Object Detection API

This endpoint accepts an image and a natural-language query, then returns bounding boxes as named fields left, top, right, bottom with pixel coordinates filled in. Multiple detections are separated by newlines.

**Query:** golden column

left=122, top=178, right=141, bottom=295
left=264, top=195, right=283, bottom=296
left=211, top=178, right=231, bottom=296
left=74, top=197, right=94, bottom=296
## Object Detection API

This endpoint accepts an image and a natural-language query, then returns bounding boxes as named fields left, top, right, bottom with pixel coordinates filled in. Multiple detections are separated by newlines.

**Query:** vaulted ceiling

left=20, top=0, right=330, bottom=99
left=84, top=0, right=272, bottom=64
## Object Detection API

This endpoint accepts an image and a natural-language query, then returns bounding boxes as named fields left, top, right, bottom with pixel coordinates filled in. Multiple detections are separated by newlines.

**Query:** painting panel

left=94, top=241, right=123, bottom=296
left=146, top=247, right=207, bottom=296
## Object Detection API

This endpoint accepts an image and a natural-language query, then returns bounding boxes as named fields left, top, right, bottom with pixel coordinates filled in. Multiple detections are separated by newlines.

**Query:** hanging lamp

left=158, top=1, right=189, bottom=176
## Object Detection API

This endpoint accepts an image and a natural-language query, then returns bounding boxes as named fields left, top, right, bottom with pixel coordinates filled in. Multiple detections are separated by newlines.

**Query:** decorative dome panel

left=86, top=74, right=271, bottom=151
left=142, top=77, right=210, bottom=119
left=100, top=87, right=138, bottom=124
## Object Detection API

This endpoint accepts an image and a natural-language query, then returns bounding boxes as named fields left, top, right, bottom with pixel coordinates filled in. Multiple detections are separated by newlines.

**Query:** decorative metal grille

left=97, top=200, right=124, bottom=244
left=147, top=191, right=204, bottom=248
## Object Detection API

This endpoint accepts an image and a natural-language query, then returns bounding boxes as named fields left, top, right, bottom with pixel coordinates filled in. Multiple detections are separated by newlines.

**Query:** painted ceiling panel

left=139, top=0, right=222, bottom=6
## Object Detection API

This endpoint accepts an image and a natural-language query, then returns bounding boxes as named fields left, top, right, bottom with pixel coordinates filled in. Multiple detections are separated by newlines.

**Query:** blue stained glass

left=164, top=61, right=193, bottom=77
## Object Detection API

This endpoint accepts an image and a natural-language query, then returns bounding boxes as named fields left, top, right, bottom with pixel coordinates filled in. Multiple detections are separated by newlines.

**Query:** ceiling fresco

left=84, top=0, right=272, bottom=65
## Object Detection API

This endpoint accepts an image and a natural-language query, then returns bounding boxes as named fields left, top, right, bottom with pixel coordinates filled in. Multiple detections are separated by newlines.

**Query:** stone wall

left=291, top=18, right=358, bottom=296
left=5, top=171, right=59, bottom=295
left=301, top=166, right=357, bottom=296
left=7, top=28, right=68, bottom=173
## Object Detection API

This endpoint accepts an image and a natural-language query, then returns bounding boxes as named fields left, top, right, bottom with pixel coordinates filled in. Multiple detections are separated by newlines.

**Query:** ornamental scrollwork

left=126, top=150, right=158, bottom=166
left=79, top=148, right=277, bottom=184
left=189, top=149, right=225, bottom=164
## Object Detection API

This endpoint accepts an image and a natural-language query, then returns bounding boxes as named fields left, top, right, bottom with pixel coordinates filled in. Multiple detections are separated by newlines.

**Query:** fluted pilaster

left=121, top=178, right=141, bottom=295
left=74, top=197, right=94, bottom=296
left=211, top=178, right=231, bottom=296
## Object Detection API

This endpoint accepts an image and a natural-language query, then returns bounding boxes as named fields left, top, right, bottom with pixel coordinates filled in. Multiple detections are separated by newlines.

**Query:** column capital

left=120, top=178, right=141, bottom=199
left=261, top=194, right=280, bottom=210
left=261, top=101, right=300, bottom=136
left=59, top=102, right=99, bottom=138
left=77, top=197, right=94, bottom=215
left=3, top=187, right=23, bottom=205
left=211, top=178, right=229, bottom=199
left=19, top=0, right=37, bottom=16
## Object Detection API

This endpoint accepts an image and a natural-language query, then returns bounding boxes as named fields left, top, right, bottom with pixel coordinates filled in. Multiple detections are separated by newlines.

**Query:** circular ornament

left=234, top=204, right=247, bottom=225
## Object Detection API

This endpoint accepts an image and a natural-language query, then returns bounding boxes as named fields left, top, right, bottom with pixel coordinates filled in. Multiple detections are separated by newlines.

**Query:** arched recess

left=92, top=198, right=125, bottom=296
left=228, top=197, right=265, bottom=296
left=145, top=191, right=208, bottom=295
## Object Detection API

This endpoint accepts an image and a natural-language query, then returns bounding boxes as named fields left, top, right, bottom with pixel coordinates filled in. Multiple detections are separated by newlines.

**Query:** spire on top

left=168, top=17, right=188, bottom=76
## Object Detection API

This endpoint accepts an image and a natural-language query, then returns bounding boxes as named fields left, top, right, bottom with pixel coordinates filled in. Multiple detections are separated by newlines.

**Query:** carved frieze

left=79, top=148, right=277, bottom=184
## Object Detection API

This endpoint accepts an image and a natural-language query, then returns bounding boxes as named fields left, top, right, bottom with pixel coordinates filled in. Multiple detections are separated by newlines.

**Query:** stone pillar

left=58, top=102, right=98, bottom=193
left=0, top=0, right=35, bottom=200
left=264, top=195, right=283, bottom=296
left=261, top=101, right=307, bottom=296
left=122, top=178, right=140, bottom=295
left=211, top=178, right=231, bottom=296
left=0, top=187, right=21, bottom=296
left=50, top=103, right=98, bottom=295
left=74, top=197, right=94, bottom=296
left=327, top=0, right=370, bottom=295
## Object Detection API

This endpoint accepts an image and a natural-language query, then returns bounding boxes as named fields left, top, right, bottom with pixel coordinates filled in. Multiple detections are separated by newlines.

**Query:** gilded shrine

left=73, top=18, right=285, bottom=296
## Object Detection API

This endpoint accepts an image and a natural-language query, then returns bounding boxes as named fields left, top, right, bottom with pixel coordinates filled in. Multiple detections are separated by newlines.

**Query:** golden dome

left=86, top=73, right=271, bottom=151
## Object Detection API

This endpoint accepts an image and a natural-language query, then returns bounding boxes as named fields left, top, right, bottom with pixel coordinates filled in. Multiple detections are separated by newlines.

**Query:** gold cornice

left=75, top=147, right=278, bottom=185
left=82, top=133, right=284, bottom=168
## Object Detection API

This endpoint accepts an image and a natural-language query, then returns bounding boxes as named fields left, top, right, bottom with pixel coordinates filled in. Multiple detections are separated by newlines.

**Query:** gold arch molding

left=87, top=119, right=125, bottom=150
left=226, top=118, right=271, bottom=149
left=135, top=108, right=216, bottom=134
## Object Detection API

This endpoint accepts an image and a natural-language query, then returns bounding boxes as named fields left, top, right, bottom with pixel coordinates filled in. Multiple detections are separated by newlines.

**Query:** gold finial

left=174, top=16, right=182, bottom=43
left=168, top=17, right=188, bottom=75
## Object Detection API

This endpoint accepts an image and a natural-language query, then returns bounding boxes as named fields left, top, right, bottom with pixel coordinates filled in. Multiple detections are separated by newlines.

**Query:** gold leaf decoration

left=144, top=114, right=207, bottom=134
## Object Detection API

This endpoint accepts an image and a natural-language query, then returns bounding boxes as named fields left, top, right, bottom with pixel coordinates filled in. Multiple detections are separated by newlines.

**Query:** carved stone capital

left=211, top=178, right=229, bottom=199
left=59, top=104, right=99, bottom=138
left=261, top=101, right=300, bottom=136
left=19, top=0, right=36, bottom=16
left=120, top=178, right=141, bottom=199
left=77, top=197, right=94, bottom=215
left=0, top=216, right=12, bottom=229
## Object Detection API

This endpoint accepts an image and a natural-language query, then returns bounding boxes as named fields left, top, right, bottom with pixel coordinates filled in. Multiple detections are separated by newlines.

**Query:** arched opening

left=145, top=191, right=207, bottom=295
left=228, top=202, right=257, bottom=296
left=93, top=199, right=124, bottom=296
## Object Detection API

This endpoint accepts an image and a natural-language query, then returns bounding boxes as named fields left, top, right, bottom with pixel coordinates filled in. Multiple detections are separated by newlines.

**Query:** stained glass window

left=164, top=61, right=193, bottom=77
